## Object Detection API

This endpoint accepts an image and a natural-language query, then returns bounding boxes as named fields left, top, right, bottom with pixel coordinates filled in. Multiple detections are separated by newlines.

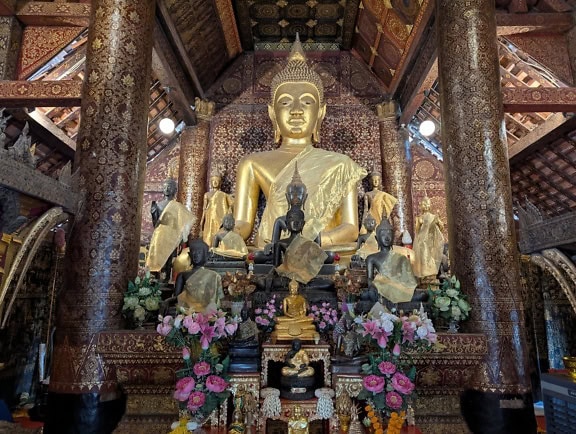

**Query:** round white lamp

left=159, top=117, right=175, bottom=135
left=419, top=119, right=436, bottom=137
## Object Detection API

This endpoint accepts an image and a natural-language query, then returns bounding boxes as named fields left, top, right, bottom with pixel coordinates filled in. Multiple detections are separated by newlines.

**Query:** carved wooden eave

left=518, top=211, right=576, bottom=254
left=0, top=153, right=80, bottom=214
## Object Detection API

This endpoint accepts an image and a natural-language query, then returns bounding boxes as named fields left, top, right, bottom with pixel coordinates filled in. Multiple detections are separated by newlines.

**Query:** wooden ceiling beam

left=502, top=87, right=576, bottom=112
left=27, top=108, right=76, bottom=157
left=152, top=18, right=196, bottom=126
left=156, top=0, right=205, bottom=99
left=0, top=0, right=15, bottom=16
left=509, top=113, right=576, bottom=161
left=496, top=12, right=574, bottom=35
left=15, top=1, right=90, bottom=26
left=0, top=80, right=81, bottom=108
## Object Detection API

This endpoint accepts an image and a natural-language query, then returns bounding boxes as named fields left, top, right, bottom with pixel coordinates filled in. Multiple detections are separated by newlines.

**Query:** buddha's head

left=370, top=173, right=382, bottom=189
left=286, top=208, right=305, bottom=234
left=420, top=196, right=431, bottom=212
left=285, top=163, right=308, bottom=209
left=209, top=175, right=221, bottom=190
left=163, top=178, right=177, bottom=199
left=375, top=218, right=394, bottom=249
left=222, top=213, right=235, bottom=231
left=363, top=214, right=377, bottom=232
left=269, top=34, right=326, bottom=144
left=188, top=238, right=209, bottom=266
left=289, top=278, right=299, bottom=295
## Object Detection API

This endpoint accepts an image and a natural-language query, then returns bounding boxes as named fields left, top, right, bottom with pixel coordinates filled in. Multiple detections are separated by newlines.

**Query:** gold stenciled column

left=377, top=100, right=414, bottom=242
left=47, top=0, right=155, bottom=432
left=437, top=1, right=536, bottom=432
left=177, top=97, right=215, bottom=238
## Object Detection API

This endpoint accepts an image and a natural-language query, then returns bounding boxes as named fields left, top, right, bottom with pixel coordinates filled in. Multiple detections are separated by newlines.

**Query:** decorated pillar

left=437, top=1, right=536, bottom=433
left=377, top=100, right=414, bottom=242
left=568, top=12, right=576, bottom=86
left=0, top=16, right=22, bottom=80
left=177, top=97, right=215, bottom=238
left=46, top=0, right=155, bottom=432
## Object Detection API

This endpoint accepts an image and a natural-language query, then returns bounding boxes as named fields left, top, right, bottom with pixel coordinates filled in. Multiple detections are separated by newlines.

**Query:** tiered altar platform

left=97, top=330, right=486, bottom=433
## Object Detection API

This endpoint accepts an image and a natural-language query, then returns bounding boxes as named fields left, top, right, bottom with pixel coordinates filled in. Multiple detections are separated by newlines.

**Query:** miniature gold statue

left=233, top=34, right=366, bottom=247
left=273, top=279, right=319, bottom=341
left=147, top=179, right=194, bottom=273
left=413, top=195, right=444, bottom=280
left=200, top=166, right=233, bottom=247
left=211, top=214, right=248, bottom=259
left=281, top=339, right=314, bottom=377
left=366, top=219, right=417, bottom=303
left=364, top=172, right=397, bottom=228
left=288, top=405, right=309, bottom=434
left=228, top=408, right=245, bottom=434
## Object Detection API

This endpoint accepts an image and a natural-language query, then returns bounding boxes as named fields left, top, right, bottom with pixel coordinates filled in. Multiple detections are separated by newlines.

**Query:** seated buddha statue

left=281, top=339, right=315, bottom=377
left=350, top=214, right=378, bottom=268
left=174, top=239, right=224, bottom=313
left=365, top=219, right=417, bottom=304
left=210, top=214, right=248, bottom=259
left=233, top=34, right=366, bottom=248
left=363, top=172, right=398, bottom=229
left=288, top=405, right=309, bottom=434
left=273, top=279, right=319, bottom=342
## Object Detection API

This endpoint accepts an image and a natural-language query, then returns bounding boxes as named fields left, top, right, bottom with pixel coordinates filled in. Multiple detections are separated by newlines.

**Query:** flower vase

left=338, top=414, right=351, bottom=432
left=447, top=319, right=459, bottom=334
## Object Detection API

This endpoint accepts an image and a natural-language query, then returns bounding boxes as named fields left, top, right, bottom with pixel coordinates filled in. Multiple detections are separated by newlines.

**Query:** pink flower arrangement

left=356, top=307, right=436, bottom=417
left=308, top=302, right=339, bottom=333
left=157, top=308, right=236, bottom=424
left=254, top=294, right=278, bottom=330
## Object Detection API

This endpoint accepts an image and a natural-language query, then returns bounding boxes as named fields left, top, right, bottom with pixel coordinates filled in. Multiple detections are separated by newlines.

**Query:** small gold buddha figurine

left=273, top=279, right=319, bottom=342
left=233, top=33, right=366, bottom=247
left=200, top=163, right=233, bottom=247
left=413, top=194, right=444, bottom=281
left=211, top=214, right=248, bottom=259
left=364, top=172, right=398, bottom=228
left=227, top=408, right=245, bottom=434
left=281, top=339, right=315, bottom=377
left=288, top=405, right=309, bottom=434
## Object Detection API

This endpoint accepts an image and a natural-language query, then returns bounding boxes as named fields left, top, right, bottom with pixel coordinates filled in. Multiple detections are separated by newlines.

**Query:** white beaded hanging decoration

left=315, top=387, right=335, bottom=419
left=260, top=387, right=281, bottom=418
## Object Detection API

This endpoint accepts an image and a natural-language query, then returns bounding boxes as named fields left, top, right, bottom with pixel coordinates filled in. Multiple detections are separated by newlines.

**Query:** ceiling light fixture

left=419, top=119, right=436, bottom=137
left=159, top=117, right=175, bottom=135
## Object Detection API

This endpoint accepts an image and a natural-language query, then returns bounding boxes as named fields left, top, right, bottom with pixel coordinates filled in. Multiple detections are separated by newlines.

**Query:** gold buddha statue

left=412, top=195, right=444, bottom=280
left=364, top=172, right=397, bottom=228
left=200, top=164, right=233, bottom=247
left=233, top=34, right=366, bottom=247
left=272, top=278, right=319, bottom=342
left=288, top=405, right=309, bottom=434
left=210, top=214, right=248, bottom=259
left=281, top=339, right=315, bottom=377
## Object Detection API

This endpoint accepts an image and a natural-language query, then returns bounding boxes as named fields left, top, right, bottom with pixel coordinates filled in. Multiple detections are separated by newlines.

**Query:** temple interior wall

left=141, top=51, right=447, bottom=245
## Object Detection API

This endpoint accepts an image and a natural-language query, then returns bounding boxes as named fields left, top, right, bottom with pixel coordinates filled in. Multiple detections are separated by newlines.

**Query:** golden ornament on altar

left=288, top=405, right=309, bottom=434
left=273, top=278, right=318, bottom=342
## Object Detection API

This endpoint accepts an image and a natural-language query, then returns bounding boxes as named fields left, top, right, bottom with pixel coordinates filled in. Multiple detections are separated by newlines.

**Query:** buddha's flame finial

left=289, top=32, right=306, bottom=63
left=291, top=162, right=303, bottom=185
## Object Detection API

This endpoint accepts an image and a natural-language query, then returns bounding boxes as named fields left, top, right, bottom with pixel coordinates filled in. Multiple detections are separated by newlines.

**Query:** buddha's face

left=364, top=216, right=376, bottom=232
left=222, top=215, right=235, bottom=231
left=376, top=227, right=393, bottom=248
left=269, top=82, right=326, bottom=142
left=287, top=214, right=304, bottom=233
left=210, top=176, right=221, bottom=189
left=371, top=175, right=382, bottom=189
left=421, top=199, right=431, bottom=212
left=163, top=180, right=177, bottom=197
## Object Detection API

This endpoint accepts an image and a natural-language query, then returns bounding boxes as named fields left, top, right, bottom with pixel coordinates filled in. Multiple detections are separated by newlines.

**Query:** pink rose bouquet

left=157, top=308, right=238, bottom=424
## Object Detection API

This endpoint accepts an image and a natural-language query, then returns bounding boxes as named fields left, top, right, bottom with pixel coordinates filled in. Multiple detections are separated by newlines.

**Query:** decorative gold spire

left=270, top=33, right=324, bottom=103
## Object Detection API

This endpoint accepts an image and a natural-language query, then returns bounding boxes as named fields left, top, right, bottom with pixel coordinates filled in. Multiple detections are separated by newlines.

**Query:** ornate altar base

left=97, top=331, right=486, bottom=434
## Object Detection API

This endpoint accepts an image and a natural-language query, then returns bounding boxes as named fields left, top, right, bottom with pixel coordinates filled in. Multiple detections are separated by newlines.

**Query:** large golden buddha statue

left=234, top=34, right=367, bottom=247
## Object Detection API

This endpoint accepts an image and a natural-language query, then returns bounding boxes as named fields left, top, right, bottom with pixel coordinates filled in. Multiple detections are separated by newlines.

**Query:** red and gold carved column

left=47, top=0, right=155, bottom=431
left=177, top=98, right=215, bottom=239
left=0, top=16, right=22, bottom=80
left=377, top=101, right=414, bottom=242
left=437, top=1, right=536, bottom=432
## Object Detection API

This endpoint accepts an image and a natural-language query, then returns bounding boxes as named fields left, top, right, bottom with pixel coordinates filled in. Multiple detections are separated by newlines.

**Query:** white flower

left=451, top=306, right=462, bottom=320
left=123, top=296, right=139, bottom=310
left=445, top=289, right=459, bottom=298
left=458, top=299, right=471, bottom=312
left=134, top=305, right=146, bottom=321
left=138, top=286, right=152, bottom=297
left=174, top=314, right=184, bottom=329
left=416, top=325, right=429, bottom=338
left=144, top=297, right=159, bottom=311
left=186, top=421, right=198, bottom=431
left=380, top=318, right=395, bottom=333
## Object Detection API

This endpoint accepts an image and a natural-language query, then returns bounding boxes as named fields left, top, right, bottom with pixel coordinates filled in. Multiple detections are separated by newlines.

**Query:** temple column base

left=460, top=389, right=537, bottom=434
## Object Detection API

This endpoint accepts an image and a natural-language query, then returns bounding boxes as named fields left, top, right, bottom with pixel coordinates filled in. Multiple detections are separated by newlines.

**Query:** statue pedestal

left=332, top=333, right=487, bottom=433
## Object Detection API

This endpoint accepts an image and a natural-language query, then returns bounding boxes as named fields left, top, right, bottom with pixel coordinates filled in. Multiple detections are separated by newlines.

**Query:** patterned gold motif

left=377, top=101, right=414, bottom=242
left=0, top=80, right=82, bottom=107
left=18, top=26, right=81, bottom=79
left=0, top=16, right=22, bottom=80
left=50, top=0, right=156, bottom=395
left=437, top=0, right=531, bottom=393
left=16, top=2, right=91, bottom=27
left=213, top=0, right=242, bottom=58
left=177, top=123, right=210, bottom=237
